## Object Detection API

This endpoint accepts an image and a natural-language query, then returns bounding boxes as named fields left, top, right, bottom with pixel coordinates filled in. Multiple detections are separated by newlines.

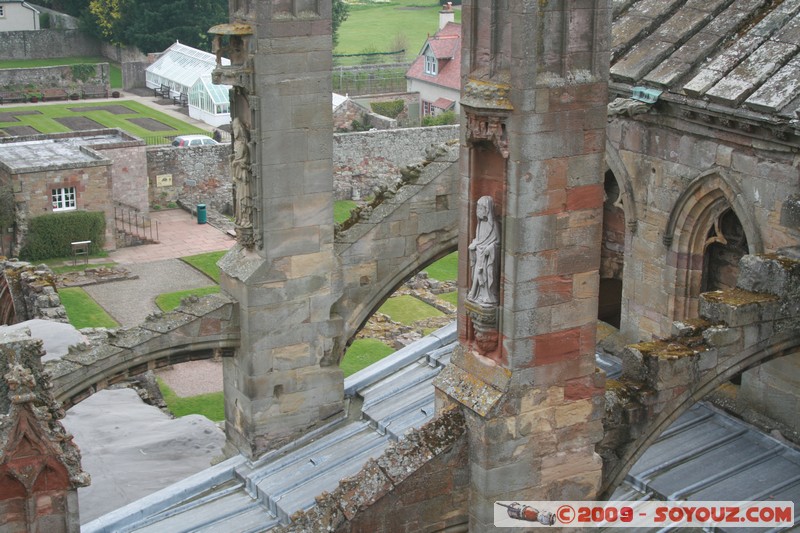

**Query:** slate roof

left=610, top=0, right=800, bottom=123
left=406, top=22, right=462, bottom=91
left=83, top=322, right=800, bottom=532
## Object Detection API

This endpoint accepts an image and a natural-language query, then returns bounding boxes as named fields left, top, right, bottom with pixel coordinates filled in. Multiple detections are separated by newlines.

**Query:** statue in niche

left=231, top=117, right=253, bottom=230
left=467, top=195, right=499, bottom=305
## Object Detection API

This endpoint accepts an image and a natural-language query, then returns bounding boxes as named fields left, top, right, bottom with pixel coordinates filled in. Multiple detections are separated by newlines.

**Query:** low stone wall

left=0, top=63, right=110, bottom=95
left=0, top=29, right=101, bottom=60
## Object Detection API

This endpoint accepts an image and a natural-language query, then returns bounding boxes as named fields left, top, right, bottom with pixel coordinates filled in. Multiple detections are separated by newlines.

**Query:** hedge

left=370, top=100, right=404, bottom=119
left=20, top=211, right=106, bottom=261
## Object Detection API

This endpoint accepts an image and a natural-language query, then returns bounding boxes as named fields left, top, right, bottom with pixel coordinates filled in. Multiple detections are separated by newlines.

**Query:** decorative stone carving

left=607, top=97, right=650, bottom=117
left=468, top=196, right=499, bottom=306
left=466, top=114, right=509, bottom=158
left=231, top=117, right=255, bottom=247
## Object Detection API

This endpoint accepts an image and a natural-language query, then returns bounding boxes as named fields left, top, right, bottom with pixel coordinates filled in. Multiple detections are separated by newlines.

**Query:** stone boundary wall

left=333, top=125, right=458, bottom=200
left=0, top=29, right=101, bottom=60
left=1, top=260, right=68, bottom=324
left=0, top=64, right=110, bottom=93
left=146, top=144, right=232, bottom=210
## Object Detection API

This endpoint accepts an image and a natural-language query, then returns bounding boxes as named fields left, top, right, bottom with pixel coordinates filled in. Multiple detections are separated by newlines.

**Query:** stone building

left=0, top=130, right=149, bottom=257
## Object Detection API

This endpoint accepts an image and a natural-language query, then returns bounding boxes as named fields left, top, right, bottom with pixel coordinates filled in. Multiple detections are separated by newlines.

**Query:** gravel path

left=82, top=259, right=214, bottom=328
left=158, top=359, right=223, bottom=396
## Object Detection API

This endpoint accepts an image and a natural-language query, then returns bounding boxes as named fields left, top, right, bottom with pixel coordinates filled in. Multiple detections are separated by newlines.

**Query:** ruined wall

left=0, top=329, right=89, bottom=533
left=1, top=260, right=68, bottom=324
left=0, top=30, right=101, bottom=61
left=276, top=408, right=468, bottom=533
left=333, top=125, right=458, bottom=200
left=599, top=251, right=800, bottom=496
left=607, top=112, right=800, bottom=341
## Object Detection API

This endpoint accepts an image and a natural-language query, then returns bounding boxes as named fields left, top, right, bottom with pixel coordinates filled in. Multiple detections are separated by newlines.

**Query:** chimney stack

left=439, top=2, right=454, bottom=29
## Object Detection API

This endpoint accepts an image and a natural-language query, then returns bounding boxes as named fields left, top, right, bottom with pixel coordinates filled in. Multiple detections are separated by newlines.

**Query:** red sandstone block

left=566, top=184, right=604, bottom=211
left=535, top=275, right=574, bottom=306
left=564, top=375, right=602, bottom=401
left=533, top=327, right=582, bottom=366
left=546, top=159, right=568, bottom=190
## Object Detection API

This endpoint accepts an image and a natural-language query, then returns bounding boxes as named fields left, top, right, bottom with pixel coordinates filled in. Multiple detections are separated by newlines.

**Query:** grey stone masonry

left=217, top=1, right=344, bottom=459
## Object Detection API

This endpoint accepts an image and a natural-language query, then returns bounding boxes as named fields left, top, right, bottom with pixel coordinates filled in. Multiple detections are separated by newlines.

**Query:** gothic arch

left=604, top=141, right=637, bottom=234
left=662, top=168, right=763, bottom=320
left=600, top=329, right=800, bottom=499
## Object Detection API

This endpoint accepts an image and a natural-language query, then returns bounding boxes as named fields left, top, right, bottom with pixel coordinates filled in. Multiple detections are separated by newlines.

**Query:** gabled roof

left=146, top=42, right=229, bottom=89
left=191, top=75, right=231, bottom=105
left=406, top=22, right=462, bottom=91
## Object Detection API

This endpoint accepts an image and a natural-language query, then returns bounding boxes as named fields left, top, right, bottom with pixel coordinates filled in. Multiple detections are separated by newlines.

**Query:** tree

left=332, top=0, right=349, bottom=47
left=85, top=0, right=227, bottom=52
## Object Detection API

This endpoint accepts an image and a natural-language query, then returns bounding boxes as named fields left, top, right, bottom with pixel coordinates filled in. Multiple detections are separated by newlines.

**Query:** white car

left=171, top=135, right=219, bottom=147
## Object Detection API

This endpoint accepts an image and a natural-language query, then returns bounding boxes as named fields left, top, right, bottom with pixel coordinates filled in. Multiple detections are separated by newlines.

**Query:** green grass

left=49, top=262, right=117, bottom=275
left=0, top=100, right=208, bottom=143
left=181, top=250, right=226, bottom=283
left=155, top=286, right=221, bottom=312
left=336, top=1, right=461, bottom=62
left=157, top=378, right=225, bottom=421
left=334, top=200, right=358, bottom=223
left=439, top=290, right=458, bottom=306
left=59, top=286, right=119, bottom=329
left=378, top=294, right=444, bottom=325
left=340, top=338, right=395, bottom=377
left=0, top=57, right=123, bottom=89
left=424, top=251, right=458, bottom=281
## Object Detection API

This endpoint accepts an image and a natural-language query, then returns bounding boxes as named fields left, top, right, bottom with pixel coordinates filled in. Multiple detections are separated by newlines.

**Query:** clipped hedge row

left=20, top=211, right=105, bottom=261
left=370, top=99, right=404, bottom=119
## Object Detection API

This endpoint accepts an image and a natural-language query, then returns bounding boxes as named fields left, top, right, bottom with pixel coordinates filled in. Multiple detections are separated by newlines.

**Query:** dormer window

left=424, top=51, right=438, bottom=75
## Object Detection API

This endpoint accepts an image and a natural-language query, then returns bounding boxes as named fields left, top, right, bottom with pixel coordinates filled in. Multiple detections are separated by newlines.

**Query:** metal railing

left=114, top=204, right=159, bottom=244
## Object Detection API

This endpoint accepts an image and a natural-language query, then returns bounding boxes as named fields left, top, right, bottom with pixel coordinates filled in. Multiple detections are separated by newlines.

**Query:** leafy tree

left=87, top=0, right=122, bottom=42
left=333, top=0, right=349, bottom=47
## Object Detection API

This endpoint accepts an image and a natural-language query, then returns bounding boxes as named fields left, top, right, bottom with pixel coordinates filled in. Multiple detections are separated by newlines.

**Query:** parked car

left=171, top=135, right=219, bottom=147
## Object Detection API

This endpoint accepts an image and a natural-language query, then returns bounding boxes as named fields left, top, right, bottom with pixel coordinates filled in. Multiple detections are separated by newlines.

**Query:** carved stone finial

left=5, top=363, right=36, bottom=404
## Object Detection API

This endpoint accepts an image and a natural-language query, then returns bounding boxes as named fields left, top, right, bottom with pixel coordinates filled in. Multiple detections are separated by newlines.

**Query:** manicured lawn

left=340, top=338, right=395, bottom=377
left=155, top=286, right=221, bottom=312
left=157, top=378, right=225, bottom=422
left=0, top=100, right=208, bottom=144
left=334, top=200, right=358, bottom=223
left=0, top=57, right=123, bottom=88
left=378, top=294, right=444, bottom=325
left=181, top=250, right=226, bottom=283
left=336, top=1, right=461, bottom=62
left=59, top=287, right=119, bottom=329
left=48, top=262, right=116, bottom=275
left=424, top=251, right=458, bottom=281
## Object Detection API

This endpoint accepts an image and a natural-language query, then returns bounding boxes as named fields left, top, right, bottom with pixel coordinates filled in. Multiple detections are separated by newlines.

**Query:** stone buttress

left=433, top=1, right=613, bottom=529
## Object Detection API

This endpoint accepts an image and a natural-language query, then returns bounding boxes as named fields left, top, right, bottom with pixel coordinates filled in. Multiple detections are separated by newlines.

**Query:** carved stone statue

left=231, top=117, right=252, bottom=230
left=468, top=196, right=499, bottom=305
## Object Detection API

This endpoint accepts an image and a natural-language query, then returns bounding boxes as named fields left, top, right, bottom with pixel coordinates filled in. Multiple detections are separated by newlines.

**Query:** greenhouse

left=145, top=42, right=231, bottom=127
left=190, top=76, right=231, bottom=127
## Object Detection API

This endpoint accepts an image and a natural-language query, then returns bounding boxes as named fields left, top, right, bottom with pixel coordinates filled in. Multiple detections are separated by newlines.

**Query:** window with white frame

left=424, top=51, right=437, bottom=75
left=422, top=100, right=433, bottom=116
left=52, top=187, right=76, bottom=211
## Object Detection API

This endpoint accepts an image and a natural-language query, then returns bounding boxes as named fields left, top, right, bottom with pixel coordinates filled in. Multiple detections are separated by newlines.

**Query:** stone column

left=215, top=0, right=343, bottom=459
left=434, top=1, right=612, bottom=529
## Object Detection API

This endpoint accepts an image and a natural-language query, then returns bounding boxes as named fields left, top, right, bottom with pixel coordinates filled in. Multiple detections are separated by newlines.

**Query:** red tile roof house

left=405, top=6, right=460, bottom=120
